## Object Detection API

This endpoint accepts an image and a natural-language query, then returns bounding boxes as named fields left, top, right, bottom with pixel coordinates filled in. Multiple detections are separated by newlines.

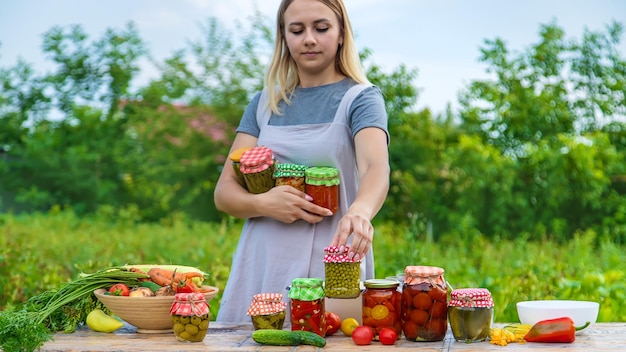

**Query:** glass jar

left=170, top=293, right=210, bottom=343
left=240, top=146, right=275, bottom=194
left=448, top=288, right=494, bottom=343
left=305, top=166, right=339, bottom=214
left=362, top=279, right=402, bottom=340
left=324, top=246, right=361, bottom=298
left=274, top=163, right=307, bottom=192
left=288, top=278, right=326, bottom=337
left=247, top=292, right=287, bottom=330
left=401, top=266, right=448, bottom=342
left=229, top=146, right=253, bottom=189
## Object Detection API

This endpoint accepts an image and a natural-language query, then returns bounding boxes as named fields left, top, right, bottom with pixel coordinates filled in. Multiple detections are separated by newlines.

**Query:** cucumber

left=139, top=281, right=162, bottom=292
left=252, top=329, right=326, bottom=347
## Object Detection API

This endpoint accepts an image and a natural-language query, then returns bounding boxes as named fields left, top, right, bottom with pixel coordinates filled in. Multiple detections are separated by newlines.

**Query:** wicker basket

left=94, top=286, right=219, bottom=333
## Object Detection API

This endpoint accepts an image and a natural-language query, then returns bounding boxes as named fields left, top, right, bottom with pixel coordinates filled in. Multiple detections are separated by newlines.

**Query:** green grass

left=1, top=211, right=624, bottom=322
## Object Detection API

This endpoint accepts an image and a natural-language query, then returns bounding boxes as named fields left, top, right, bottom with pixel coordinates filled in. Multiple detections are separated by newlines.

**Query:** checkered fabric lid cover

left=169, top=293, right=210, bottom=316
left=288, top=278, right=325, bottom=301
left=449, top=288, right=494, bottom=308
left=323, top=246, right=361, bottom=263
left=246, top=293, right=287, bottom=316
left=274, top=163, right=307, bottom=178
left=404, top=265, right=446, bottom=286
left=239, top=146, right=274, bottom=174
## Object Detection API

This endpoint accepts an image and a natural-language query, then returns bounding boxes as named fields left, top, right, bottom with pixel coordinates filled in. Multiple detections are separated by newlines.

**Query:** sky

left=1, top=0, right=626, bottom=114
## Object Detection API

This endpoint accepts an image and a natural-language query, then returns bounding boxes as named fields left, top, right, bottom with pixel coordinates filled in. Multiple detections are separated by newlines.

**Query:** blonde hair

left=265, top=0, right=370, bottom=114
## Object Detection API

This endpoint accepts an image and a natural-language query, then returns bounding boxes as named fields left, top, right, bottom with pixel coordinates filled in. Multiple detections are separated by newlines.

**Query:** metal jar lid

left=364, top=279, right=399, bottom=289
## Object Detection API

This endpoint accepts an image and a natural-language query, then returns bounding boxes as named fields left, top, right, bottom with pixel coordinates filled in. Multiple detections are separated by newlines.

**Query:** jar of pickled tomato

left=448, top=288, right=494, bottom=343
left=170, top=293, right=210, bottom=343
left=324, top=246, right=361, bottom=299
left=362, top=279, right=402, bottom=340
left=305, top=166, right=339, bottom=214
left=401, top=266, right=448, bottom=342
left=288, top=278, right=326, bottom=337
left=247, top=292, right=287, bottom=330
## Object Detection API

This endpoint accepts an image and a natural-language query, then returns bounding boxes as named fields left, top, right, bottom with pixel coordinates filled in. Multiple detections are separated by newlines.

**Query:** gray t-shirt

left=236, top=78, right=389, bottom=141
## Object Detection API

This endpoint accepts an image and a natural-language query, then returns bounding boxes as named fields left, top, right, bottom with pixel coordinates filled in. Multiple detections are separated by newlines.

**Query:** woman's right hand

left=257, top=185, right=333, bottom=224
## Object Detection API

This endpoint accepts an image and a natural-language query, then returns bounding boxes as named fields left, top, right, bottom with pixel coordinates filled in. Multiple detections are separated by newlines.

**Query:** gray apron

left=217, top=84, right=375, bottom=322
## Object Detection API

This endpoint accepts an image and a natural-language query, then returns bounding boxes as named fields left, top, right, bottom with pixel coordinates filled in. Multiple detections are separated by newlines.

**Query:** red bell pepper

left=524, top=317, right=591, bottom=343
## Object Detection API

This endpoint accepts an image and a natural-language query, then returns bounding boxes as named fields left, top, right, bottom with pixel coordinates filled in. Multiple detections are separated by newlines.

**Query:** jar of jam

left=448, top=288, right=494, bottom=343
left=305, top=166, right=339, bottom=214
left=288, top=278, right=326, bottom=337
left=170, top=293, right=210, bottom=343
left=274, top=163, right=307, bottom=192
left=401, top=266, right=448, bottom=342
left=247, top=293, right=287, bottom=330
left=324, top=246, right=361, bottom=299
left=229, top=146, right=253, bottom=189
left=240, top=146, right=275, bottom=194
left=362, top=279, right=402, bottom=340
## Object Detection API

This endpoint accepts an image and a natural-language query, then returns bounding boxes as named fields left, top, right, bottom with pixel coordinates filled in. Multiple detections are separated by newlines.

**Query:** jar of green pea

left=324, top=246, right=361, bottom=299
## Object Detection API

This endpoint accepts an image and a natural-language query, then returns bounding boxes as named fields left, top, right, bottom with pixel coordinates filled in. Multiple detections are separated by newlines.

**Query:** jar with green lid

left=170, top=293, right=210, bottom=343
left=448, top=288, right=494, bottom=343
left=324, top=246, right=361, bottom=299
left=274, top=163, right=307, bottom=192
left=229, top=146, right=253, bottom=189
left=362, top=279, right=401, bottom=340
left=288, top=278, right=326, bottom=337
left=239, top=146, right=275, bottom=194
left=246, top=292, right=287, bottom=330
left=305, top=166, right=340, bottom=213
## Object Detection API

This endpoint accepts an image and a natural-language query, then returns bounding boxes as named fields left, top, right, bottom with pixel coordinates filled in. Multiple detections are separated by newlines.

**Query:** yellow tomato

left=340, top=317, right=360, bottom=336
left=371, top=305, right=389, bottom=320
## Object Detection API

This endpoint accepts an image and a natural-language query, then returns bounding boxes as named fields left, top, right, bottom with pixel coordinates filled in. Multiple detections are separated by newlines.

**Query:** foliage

left=1, top=211, right=624, bottom=325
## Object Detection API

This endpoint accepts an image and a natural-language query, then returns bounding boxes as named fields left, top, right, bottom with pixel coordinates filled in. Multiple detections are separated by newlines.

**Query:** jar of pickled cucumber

left=246, top=292, right=287, bottom=330
left=288, top=278, right=326, bottom=337
left=305, top=166, right=339, bottom=214
left=401, top=266, right=448, bottom=342
left=170, top=293, right=210, bottom=343
left=448, top=288, right=494, bottom=343
left=229, top=146, right=253, bottom=189
left=324, top=246, right=361, bottom=299
left=274, top=163, right=307, bottom=192
left=362, top=279, right=402, bottom=340
left=240, top=146, right=275, bottom=194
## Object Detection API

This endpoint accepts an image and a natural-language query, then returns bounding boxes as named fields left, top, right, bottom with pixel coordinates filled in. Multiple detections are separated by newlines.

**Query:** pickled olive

left=170, top=293, right=210, bottom=343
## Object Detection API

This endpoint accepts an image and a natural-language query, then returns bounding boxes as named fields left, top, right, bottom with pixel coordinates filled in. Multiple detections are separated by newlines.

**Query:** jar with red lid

left=274, top=163, right=307, bottom=192
left=324, top=246, right=361, bottom=299
left=288, top=278, right=326, bottom=337
left=401, top=266, right=448, bottom=342
left=448, top=288, right=494, bottom=343
left=305, top=166, right=339, bottom=214
left=246, top=293, right=287, bottom=330
left=362, top=279, right=402, bottom=340
left=240, top=146, right=275, bottom=194
left=170, top=293, right=210, bottom=343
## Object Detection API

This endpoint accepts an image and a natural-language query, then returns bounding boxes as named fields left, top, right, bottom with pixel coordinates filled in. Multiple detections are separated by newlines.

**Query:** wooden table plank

left=38, top=322, right=626, bottom=351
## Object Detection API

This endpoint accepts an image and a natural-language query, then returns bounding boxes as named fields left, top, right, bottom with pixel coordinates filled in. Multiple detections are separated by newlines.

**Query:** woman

left=214, top=0, right=389, bottom=322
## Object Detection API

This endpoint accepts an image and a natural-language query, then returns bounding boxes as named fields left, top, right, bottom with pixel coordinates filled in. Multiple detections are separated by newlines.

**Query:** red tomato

left=324, top=311, right=341, bottom=336
left=379, top=327, right=398, bottom=345
left=351, top=326, right=374, bottom=345
left=108, top=283, right=130, bottom=296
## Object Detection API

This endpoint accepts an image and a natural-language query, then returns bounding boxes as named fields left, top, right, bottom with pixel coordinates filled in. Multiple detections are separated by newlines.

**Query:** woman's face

left=283, top=0, right=343, bottom=81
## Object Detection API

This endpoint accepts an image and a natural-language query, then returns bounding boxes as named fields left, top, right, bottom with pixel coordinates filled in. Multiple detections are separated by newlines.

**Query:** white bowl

left=516, top=300, right=599, bottom=333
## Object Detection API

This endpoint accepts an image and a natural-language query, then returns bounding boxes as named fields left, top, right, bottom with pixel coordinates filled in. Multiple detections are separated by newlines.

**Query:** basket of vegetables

left=94, top=264, right=218, bottom=333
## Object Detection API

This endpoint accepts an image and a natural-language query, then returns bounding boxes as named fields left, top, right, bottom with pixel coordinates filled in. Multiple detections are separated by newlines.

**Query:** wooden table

left=40, top=322, right=625, bottom=351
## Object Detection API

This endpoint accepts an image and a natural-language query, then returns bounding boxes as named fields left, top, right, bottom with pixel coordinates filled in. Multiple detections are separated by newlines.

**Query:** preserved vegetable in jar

left=305, top=167, right=339, bottom=214
left=401, top=266, right=448, bottom=342
left=229, top=146, right=253, bottom=189
left=288, top=278, right=326, bottom=337
left=240, top=146, right=275, bottom=194
left=170, top=293, right=210, bottom=343
left=448, top=288, right=494, bottom=343
left=274, top=163, right=307, bottom=192
left=362, top=279, right=402, bottom=340
left=324, top=246, right=361, bottom=299
left=247, top=292, right=287, bottom=330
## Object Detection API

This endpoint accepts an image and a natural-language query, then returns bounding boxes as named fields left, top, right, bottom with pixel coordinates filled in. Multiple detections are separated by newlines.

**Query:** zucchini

left=252, top=329, right=326, bottom=347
